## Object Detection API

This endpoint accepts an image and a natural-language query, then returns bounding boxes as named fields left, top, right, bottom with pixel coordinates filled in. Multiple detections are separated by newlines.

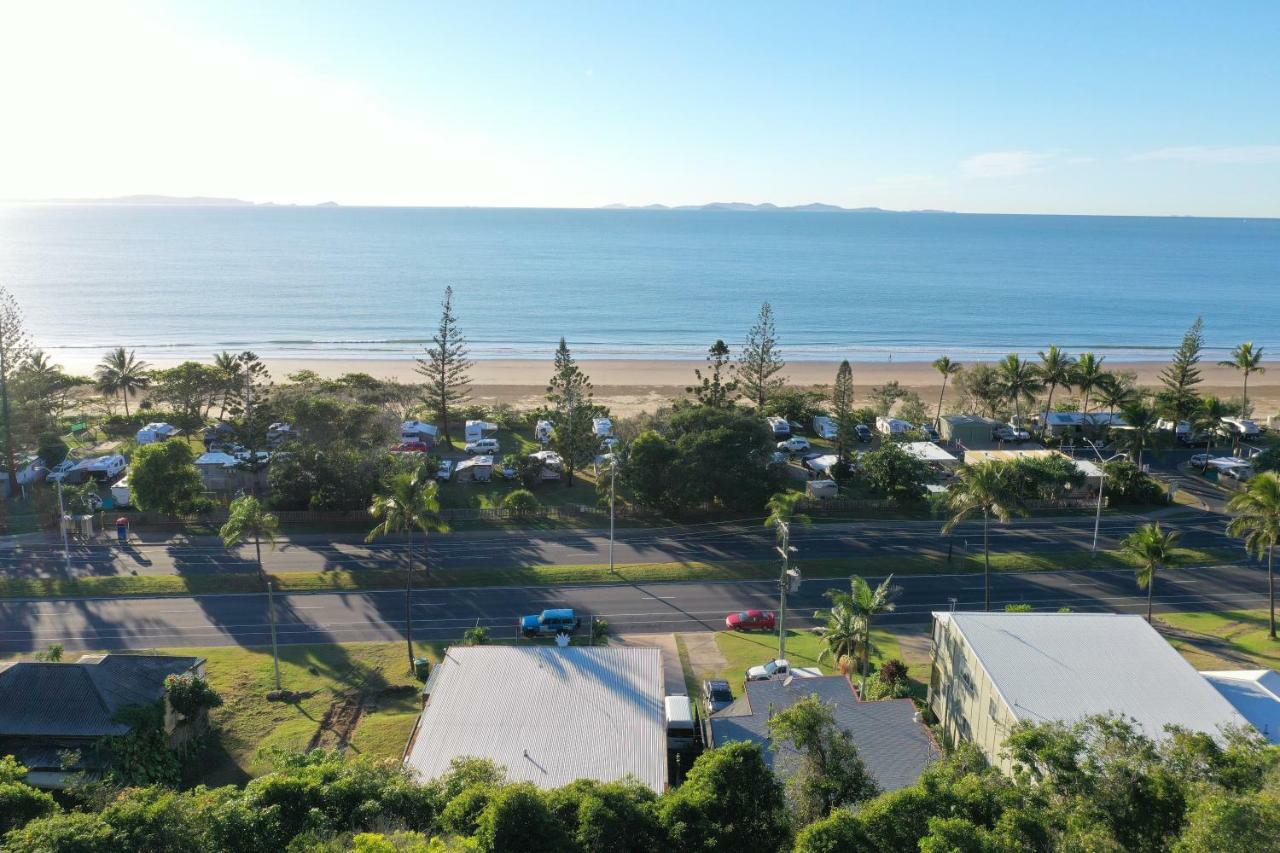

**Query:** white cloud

left=961, top=150, right=1057, bottom=178
left=1130, top=145, right=1280, bottom=164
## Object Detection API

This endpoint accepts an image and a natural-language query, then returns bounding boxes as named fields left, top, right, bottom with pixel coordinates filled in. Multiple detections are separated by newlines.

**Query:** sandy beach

left=113, top=356, right=1278, bottom=420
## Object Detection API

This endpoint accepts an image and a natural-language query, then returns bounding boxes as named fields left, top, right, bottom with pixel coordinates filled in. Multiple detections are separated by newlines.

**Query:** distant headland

left=598, top=201, right=952, bottom=213
left=29, top=195, right=340, bottom=207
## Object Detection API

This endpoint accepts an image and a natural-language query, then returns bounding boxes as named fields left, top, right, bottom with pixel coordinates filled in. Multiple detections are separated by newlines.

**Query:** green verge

left=0, top=546, right=1238, bottom=600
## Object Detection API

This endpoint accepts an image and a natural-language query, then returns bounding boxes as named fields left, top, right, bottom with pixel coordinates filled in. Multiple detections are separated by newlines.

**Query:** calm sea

left=1, top=205, right=1277, bottom=365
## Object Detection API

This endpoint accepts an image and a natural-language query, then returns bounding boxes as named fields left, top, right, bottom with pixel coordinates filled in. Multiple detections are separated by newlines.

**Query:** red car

left=725, top=609, right=777, bottom=631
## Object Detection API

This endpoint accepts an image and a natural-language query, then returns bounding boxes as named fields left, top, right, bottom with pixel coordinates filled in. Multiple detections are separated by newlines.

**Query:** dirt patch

left=308, top=692, right=365, bottom=752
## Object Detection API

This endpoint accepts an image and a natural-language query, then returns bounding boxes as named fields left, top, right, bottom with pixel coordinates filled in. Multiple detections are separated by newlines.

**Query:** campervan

left=1220, top=417, right=1261, bottom=442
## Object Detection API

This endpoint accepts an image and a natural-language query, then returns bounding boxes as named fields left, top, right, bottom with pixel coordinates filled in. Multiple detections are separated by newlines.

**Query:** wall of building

left=927, top=615, right=1017, bottom=772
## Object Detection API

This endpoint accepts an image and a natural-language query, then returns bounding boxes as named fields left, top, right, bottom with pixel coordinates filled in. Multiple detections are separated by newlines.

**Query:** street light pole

left=56, top=479, right=70, bottom=574
left=608, top=456, right=617, bottom=573
left=1083, top=440, right=1124, bottom=554
left=776, top=520, right=792, bottom=660
left=267, top=581, right=281, bottom=691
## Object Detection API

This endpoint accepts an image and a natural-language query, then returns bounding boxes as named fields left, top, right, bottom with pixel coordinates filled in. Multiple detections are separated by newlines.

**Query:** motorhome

left=766, top=416, right=791, bottom=439
left=812, top=415, right=838, bottom=440
left=400, top=420, right=438, bottom=447
left=665, top=696, right=697, bottom=751
left=464, top=420, right=499, bottom=443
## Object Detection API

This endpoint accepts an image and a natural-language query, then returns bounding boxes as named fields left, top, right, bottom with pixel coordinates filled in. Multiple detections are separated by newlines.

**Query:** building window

left=988, top=698, right=999, bottom=721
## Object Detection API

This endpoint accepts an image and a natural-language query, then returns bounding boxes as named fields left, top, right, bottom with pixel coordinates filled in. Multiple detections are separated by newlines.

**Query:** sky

left=2, top=1, right=1279, bottom=216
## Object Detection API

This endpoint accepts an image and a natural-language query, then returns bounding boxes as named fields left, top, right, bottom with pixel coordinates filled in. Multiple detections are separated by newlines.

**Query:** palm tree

left=1036, top=346, right=1077, bottom=434
left=997, top=354, right=1044, bottom=423
left=95, top=347, right=150, bottom=416
left=1075, top=352, right=1106, bottom=414
left=213, top=350, right=242, bottom=418
left=826, top=575, right=898, bottom=697
left=22, top=350, right=60, bottom=384
left=1194, top=395, right=1229, bottom=451
left=812, top=600, right=862, bottom=675
left=1121, top=522, right=1181, bottom=623
left=1119, top=400, right=1160, bottom=469
left=931, top=356, right=963, bottom=429
left=219, top=494, right=279, bottom=580
left=1226, top=472, right=1280, bottom=639
left=942, top=461, right=1025, bottom=610
left=1219, top=342, right=1265, bottom=418
left=1095, top=372, right=1137, bottom=424
left=368, top=466, right=449, bottom=669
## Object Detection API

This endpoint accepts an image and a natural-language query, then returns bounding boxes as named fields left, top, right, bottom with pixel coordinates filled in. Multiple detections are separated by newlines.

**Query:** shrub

left=501, top=489, right=541, bottom=517
left=164, top=673, right=223, bottom=717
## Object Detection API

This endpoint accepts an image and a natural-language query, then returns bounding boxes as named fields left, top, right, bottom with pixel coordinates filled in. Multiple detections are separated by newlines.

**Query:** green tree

left=657, top=741, right=789, bottom=853
left=1158, top=317, right=1205, bottom=421
left=1174, top=792, right=1280, bottom=853
left=812, top=599, right=862, bottom=674
left=1226, top=472, right=1280, bottom=639
left=219, top=494, right=279, bottom=579
left=827, top=574, right=898, bottom=697
left=212, top=350, right=242, bottom=418
left=501, top=488, right=541, bottom=517
left=688, top=339, right=738, bottom=408
left=1121, top=521, right=1181, bottom=623
left=1219, top=341, right=1265, bottom=418
left=997, top=353, right=1044, bottom=422
left=861, top=441, right=930, bottom=505
left=1195, top=395, right=1230, bottom=449
left=130, top=440, right=206, bottom=515
left=958, top=364, right=1005, bottom=418
left=0, top=288, right=33, bottom=507
left=794, top=808, right=872, bottom=853
left=768, top=694, right=879, bottom=824
left=665, top=406, right=777, bottom=511
left=223, top=352, right=274, bottom=493
left=416, top=286, right=472, bottom=447
left=619, top=430, right=678, bottom=509
left=831, top=360, right=855, bottom=461
left=1119, top=399, right=1161, bottom=468
left=545, top=779, right=663, bottom=853
left=1096, top=371, right=1138, bottom=423
left=3, top=811, right=118, bottom=853
left=943, top=461, right=1026, bottom=610
left=367, top=466, right=448, bottom=669
left=1075, top=351, right=1106, bottom=413
left=1036, top=346, right=1077, bottom=433
left=867, top=380, right=907, bottom=417
left=738, top=302, right=785, bottom=409
left=546, top=339, right=597, bottom=487
left=931, top=356, right=962, bottom=428
left=475, top=782, right=572, bottom=853
left=95, top=346, right=151, bottom=417
left=149, top=361, right=223, bottom=425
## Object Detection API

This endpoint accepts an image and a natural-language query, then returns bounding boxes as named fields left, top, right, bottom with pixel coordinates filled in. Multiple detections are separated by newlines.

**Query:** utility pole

left=776, top=520, right=795, bottom=660
left=56, top=480, right=70, bottom=574
left=267, top=581, right=281, bottom=691
left=608, top=455, right=617, bottom=574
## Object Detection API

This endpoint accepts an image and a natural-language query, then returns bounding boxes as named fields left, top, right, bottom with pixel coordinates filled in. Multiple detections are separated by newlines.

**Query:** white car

left=777, top=437, right=811, bottom=453
left=993, top=425, right=1030, bottom=443
left=436, top=459, right=454, bottom=480
left=465, top=438, right=500, bottom=455
left=1189, top=453, right=1214, bottom=469
left=745, top=658, right=822, bottom=682
left=44, top=459, right=78, bottom=483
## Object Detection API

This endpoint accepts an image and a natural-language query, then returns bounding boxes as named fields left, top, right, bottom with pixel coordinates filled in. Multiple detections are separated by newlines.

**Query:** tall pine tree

left=739, top=302, right=785, bottom=409
left=0, top=287, right=31, bottom=514
left=688, top=339, right=738, bottom=407
left=546, top=339, right=597, bottom=487
left=831, top=360, right=855, bottom=461
left=416, top=286, right=473, bottom=447
left=1158, top=317, right=1205, bottom=421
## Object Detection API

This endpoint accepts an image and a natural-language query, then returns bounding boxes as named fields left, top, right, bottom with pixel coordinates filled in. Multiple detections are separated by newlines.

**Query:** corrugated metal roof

left=940, top=612, right=1248, bottom=739
left=710, top=676, right=940, bottom=792
left=1202, top=670, right=1280, bottom=744
left=0, top=654, right=200, bottom=737
left=404, top=646, right=667, bottom=792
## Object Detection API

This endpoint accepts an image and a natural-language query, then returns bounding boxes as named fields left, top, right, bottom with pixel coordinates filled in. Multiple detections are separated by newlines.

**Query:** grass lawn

left=0, top=545, right=1237, bottom=600
left=150, top=641, right=442, bottom=786
left=1156, top=609, right=1280, bottom=672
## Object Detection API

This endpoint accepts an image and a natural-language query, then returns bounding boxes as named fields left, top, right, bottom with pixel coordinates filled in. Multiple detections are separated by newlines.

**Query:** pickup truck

left=520, top=608, right=582, bottom=638
left=745, top=659, right=822, bottom=682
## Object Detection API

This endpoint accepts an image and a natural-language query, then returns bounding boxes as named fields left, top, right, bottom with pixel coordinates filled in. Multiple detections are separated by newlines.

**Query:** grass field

left=1156, top=609, right=1280, bottom=671
left=0, top=545, right=1236, bottom=601
left=149, top=641, right=442, bottom=787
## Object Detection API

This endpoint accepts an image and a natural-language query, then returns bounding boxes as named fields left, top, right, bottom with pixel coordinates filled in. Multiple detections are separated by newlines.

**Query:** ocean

left=1, top=205, right=1277, bottom=365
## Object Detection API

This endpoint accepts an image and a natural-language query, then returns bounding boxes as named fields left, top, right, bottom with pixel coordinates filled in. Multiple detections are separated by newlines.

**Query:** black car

left=702, top=679, right=734, bottom=713
left=854, top=424, right=873, bottom=443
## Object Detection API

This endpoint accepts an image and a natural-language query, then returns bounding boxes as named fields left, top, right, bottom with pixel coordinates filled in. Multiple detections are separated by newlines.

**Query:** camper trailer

left=1220, top=417, right=1262, bottom=442
left=73, top=455, right=128, bottom=484
left=876, top=416, right=912, bottom=436
left=464, top=420, right=498, bottom=443
left=812, top=415, right=838, bottom=440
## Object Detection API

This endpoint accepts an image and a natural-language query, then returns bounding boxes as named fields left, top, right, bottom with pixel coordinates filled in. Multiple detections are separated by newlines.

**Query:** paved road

left=0, top=561, right=1266, bottom=654
left=0, top=513, right=1241, bottom=578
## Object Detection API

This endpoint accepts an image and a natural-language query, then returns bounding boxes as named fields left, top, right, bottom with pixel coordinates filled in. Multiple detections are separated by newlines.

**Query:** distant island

left=32, top=194, right=339, bottom=208
left=599, top=202, right=951, bottom=213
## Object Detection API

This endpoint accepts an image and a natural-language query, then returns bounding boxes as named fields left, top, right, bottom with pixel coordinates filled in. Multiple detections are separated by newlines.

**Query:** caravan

left=812, top=415, right=838, bottom=440
left=535, top=419, right=554, bottom=444
left=766, top=416, right=791, bottom=439
left=464, top=420, right=498, bottom=443
left=592, top=417, right=613, bottom=438
left=876, top=416, right=912, bottom=436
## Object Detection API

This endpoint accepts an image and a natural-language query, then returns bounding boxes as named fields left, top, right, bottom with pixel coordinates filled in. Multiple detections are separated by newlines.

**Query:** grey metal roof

left=404, top=646, right=667, bottom=792
left=940, top=612, right=1249, bottom=739
left=0, top=654, right=200, bottom=737
left=709, top=676, right=940, bottom=792
left=1202, top=670, right=1280, bottom=744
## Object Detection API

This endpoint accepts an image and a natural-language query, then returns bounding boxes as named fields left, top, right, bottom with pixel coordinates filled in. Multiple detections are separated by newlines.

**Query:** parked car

left=44, top=459, right=78, bottom=483
left=1179, top=431, right=1213, bottom=447
left=436, top=459, right=454, bottom=480
left=725, top=609, right=776, bottom=631
left=854, top=424, right=873, bottom=443
left=702, top=679, right=734, bottom=713
left=465, top=438, right=500, bottom=455
left=770, top=450, right=789, bottom=466
left=745, top=659, right=822, bottom=682
left=993, top=425, right=1030, bottom=443
left=1189, top=453, right=1215, bottom=469
left=520, top=608, right=581, bottom=638
left=919, top=423, right=941, bottom=442
left=777, top=437, right=811, bottom=454
left=665, top=695, right=696, bottom=750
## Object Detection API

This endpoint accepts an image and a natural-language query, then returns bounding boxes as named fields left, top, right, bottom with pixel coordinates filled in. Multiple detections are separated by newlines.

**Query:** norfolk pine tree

left=1158, top=317, right=1205, bottom=420
left=416, top=286, right=473, bottom=447
left=831, top=360, right=855, bottom=461
left=688, top=339, right=738, bottom=407
left=547, top=339, right=597, bottom=487
left=0, top=287, right=31, bottom=511
left=738, top=302, right=785, bottom=409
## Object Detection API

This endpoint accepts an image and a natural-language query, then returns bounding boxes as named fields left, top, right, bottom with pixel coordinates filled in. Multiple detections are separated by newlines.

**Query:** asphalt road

left=0, top=561, right=1267, bottom=654
left=1, top=513, right=1243, bottom=578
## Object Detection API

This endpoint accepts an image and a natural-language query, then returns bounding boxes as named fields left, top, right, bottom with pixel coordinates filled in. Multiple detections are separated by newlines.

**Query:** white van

left=664, top=695, right=696, bottom=750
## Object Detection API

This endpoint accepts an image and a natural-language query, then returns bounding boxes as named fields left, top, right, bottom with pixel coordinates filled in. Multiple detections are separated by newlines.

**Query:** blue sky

left=3, top=1, right=1278, bottom=215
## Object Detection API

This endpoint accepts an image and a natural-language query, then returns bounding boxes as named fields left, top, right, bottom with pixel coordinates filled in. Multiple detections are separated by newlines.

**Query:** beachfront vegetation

left=416, top=286, right=472, bottom=447
left=1226, top=471, right=1280, bottom=638
left=94, top=346, right=152, bottom=417
left=1157, top=316, right=1206, bottom=421
left=1220, top=340, right=1266, bottom=417
left=738, top=301, right=785, bottom=409
left=687, top=338, right=738, bottom=407
left=129, top=439, right=209, bottom=515
left=546, top=338, right=599, bottom=487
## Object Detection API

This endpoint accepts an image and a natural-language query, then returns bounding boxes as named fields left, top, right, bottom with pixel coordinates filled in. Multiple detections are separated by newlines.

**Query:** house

left=0, top=653, right=206, bottom=788
left=464, top=420, right=498, bottom=443
left=136, top=422, right=178, bottom=445
left=1201, top=670, right=1280, bottom=744
left=400, top=420, right=438, bottom=448
left=929, top=612, right=1249, bottom=772
left=940, top=414, right=1003, bottom=448
left=403, top=647, right=666, bottom=792
left=709, top=675, right=939, bottom=792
